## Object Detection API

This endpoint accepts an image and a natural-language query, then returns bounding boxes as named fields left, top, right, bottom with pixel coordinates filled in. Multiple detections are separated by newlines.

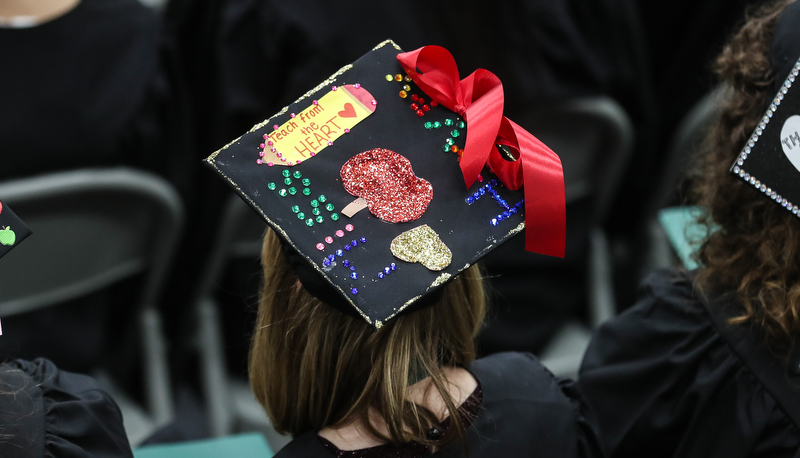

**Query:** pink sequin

left=325, top=236, right=334, bottom=244
left=273, top=124, right=279, bottom=130
left=344, top=128, right=350, bottom=134
left=313, top=100, right=318, bottom=105
left=345, top=224, right=354, bottom=232
left=335, top=230, right=345, bottom=237
left=259, top=143, right=265, bottom=149
left=267, top=162, right=274, bottom=166
left=268, top=140, right=274, bottom=146
left=256, top=159, right=262, bottom=164
left=316, top=243, right=325, bottom=251
left=340, top=149, right=433, bottom=223
left=327, top=141, right=333, bottom=146
left=371, top=100, right=377, bottom=106
left=259, top=151, right=265, bottom=157
left=332, top=86, right=338, bottom=91
left=263, top=134, right=268, bottom=140
left=290, top=113, right=296, bottom=118
left=354, top=83, right=361, bottom=89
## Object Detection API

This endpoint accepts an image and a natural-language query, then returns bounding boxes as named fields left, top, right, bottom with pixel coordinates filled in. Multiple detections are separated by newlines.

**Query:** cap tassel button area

left=390, top=225, right=452, bottom=271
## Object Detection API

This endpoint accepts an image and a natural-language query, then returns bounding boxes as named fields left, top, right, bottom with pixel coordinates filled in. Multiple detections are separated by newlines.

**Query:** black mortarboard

left=0, top=200, right=31, bottom=260
left=205, top=40, right=565, bottom=329
left=731, top=50, right=800, bottom=217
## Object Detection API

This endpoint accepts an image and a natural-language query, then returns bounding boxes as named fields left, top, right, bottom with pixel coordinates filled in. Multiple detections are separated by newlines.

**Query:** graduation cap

left=731, top=54, right=800, bottom=218
left=0, top=200, right=31, bottom=260
left=205, top=40, right=565, bottom=329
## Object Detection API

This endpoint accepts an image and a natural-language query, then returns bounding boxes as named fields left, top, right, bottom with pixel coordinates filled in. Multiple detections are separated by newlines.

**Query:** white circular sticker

left=779, top=114, right=800, bottom=172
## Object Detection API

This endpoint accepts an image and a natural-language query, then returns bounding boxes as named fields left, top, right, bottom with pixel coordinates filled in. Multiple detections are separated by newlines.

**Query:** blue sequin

left=344, top=245, right=351, bottom=251
left=351, top=288, right=358, bottom=295
left=466, top=196, right=474, bottom=204
left=360, top=237, right=367, bottom=243
left=478, top=188, right=486, bottom=195
left=350, top=266, right=356, bottom=271
left=502, top=211, right=511, bottom=218
left=491, top=218, right=499, bottom=226
left=351, top=240, right=358, bottom=247
left=328, top=254, right=335, bottom=261
left=323, top=259, right=331, bottom=267
left=335, top=250, right=343, bottom=257
left=390, top=263, right=397, bottom=270
left=350, top=272, right=359, bottom=280
left=378, top=272, right=385, bottom=279
left=384, top=267, right=391, bottom=275
left=342, top=260, right=350, bottom=267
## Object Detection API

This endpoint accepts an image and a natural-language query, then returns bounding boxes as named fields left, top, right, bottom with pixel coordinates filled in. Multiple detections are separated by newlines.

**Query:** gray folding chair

left=517, top=96, right=635, bottom=378
left=0, top=167, right=184, bottom=444
left=639, top=86, right=726, bottom=275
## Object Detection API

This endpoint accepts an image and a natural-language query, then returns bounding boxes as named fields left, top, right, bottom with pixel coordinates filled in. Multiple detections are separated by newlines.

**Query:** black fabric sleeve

left=7, top=359, right=133, bottom=458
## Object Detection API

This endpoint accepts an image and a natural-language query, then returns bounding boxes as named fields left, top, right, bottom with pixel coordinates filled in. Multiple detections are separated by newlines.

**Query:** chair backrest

left=0, top=167, right=184, bottom=317
left=194, top=193, right=266, bottom=303
left=519, top=96, right=635, bottom=224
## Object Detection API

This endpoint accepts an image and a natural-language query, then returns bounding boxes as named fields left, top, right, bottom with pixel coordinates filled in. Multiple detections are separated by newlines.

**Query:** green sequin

left=297, top=212, right=305, bottom=219
left=331, top=213, right=339, bottom=221
left=451, top=129, right=460, bottom=137
left=278, top=189, right=288, bottom=197
left=424, top=122, right=432, bottom=129
left=312, top=208, right=321, bottom=216
left=318, top=195, right=327, bottom=203
left=310, top=200, right=319, bottom=208
left=291, top=205, right=300, bottom=213
left=458, top=121, right=466, bottom=129
left=315, top=215, right=324, bottom=223
left=305, top=219, right=314, bottom=227
left=443, top=145, right=451, bottom=152
left=288, top=187, right=297, bottom=195
left=293, top=171, right=302, bottom=179
left=302, top=188, right=311, bottom=196
left=267, top=182, right=276, bottom=190
left=444, top=119, right=454, bottom=126
left=433, top=121, right=442, bottom=129
left=284, top=177, right=292, bottom=185
left=282, top=170, right=291, bottom=178
left=301, top=178, right=311, bottom=186
left=385, top=74, right=393, bottom=82
left=325, top=203, right=335, bottom=212
left=445, top=138, right=455, bottom=145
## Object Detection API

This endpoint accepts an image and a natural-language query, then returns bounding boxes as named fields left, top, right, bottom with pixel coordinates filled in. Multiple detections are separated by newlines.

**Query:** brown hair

left=693, top=0, right=800, bottom=349
left=249, top=228, right=486, bottom=447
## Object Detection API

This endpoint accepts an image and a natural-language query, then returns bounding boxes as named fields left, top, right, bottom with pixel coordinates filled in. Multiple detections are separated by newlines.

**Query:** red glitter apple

left=340, top=148, right=433, bottom=223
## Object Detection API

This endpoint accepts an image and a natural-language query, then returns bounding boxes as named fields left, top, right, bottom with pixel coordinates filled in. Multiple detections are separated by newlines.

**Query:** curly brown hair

left=693, top=0, right=800, bottom=349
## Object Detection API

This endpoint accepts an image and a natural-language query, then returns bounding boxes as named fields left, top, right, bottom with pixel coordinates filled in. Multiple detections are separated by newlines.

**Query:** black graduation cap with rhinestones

left=205, top=40, right=527, bottom=329
left=731, top=56, right=800, bottom=217
left=0, top=200, right=32, bottom=260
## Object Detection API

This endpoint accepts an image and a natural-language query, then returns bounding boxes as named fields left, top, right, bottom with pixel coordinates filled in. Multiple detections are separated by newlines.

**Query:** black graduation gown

left=579, top=269, right=800, bottom=458
left=0, top=358, right=132, bottom=458
left=273, top=352, right=603, bottom=457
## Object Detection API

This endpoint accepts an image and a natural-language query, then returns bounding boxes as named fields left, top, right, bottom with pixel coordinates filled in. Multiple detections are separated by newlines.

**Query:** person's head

left=693, top=0, right=800, bottom=347
left=249, top=227, right=486, bottom=445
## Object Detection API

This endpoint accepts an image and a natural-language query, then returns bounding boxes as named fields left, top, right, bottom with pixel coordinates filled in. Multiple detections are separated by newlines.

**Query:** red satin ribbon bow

left=397, top=46, right=566, bottom=257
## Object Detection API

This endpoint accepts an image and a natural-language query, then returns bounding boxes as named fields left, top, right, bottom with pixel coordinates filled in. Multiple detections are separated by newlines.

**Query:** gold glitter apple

left=390, top=225, right=452, bottom=271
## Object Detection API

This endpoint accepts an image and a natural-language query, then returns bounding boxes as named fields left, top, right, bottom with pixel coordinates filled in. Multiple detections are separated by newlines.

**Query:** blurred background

left=0, top=0, right=765, bottom=453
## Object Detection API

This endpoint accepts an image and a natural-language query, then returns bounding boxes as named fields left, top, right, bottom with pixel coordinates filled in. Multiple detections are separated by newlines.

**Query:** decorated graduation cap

left=205, top=40, right=565, bottom=329
left=731, top=53, right=800, bottom=217
left=0, top=200, right=31, bottom=260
